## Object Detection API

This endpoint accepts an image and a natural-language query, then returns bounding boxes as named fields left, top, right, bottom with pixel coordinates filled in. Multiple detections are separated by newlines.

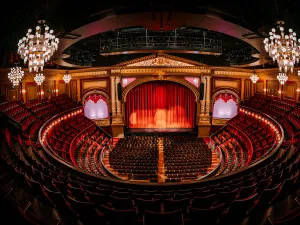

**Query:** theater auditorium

left=0, top=1, right=299, bottom=225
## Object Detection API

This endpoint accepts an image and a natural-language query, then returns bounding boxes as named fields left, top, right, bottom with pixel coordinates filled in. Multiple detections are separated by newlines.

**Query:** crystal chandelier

left=63, top=71, right=71, bottom=83
left=17, top=20, right=59, bottom=73
left=277, top=72, right=288, bottom=85
left=263, top=21, right=300, bottom=73
left=34, top=73, right=45, bottom=86
left=8, top=66, right=24, bottom=86
left=250, top=71, right=259, bottom=83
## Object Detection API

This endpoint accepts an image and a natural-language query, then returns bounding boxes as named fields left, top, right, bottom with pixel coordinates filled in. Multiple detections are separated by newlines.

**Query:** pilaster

left=241, top=78, right=245, bottom=101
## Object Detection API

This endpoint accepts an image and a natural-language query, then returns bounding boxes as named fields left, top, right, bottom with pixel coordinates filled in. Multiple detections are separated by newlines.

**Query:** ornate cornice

left=71, top=71, right=107, bottom=77
left=212, top=118, right=229, bottom=126
left=111, top=67, right=211, bottom=75
left=114, top=53, right=207, bottom=67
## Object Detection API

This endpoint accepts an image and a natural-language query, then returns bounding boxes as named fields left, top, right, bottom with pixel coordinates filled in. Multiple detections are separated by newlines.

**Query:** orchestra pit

left=0, top=1, right=299, bottom=225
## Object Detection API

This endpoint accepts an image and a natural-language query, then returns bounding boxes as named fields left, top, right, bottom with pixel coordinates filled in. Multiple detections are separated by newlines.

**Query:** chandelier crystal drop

left=63, top=71, right=71, bottom=83
left=277, top=72, right=288, bottom=85
left=34, top=73, right=45, bottom=86
left=250, top=72, right=259, bottom=83
left=8, top=66, right=24, bottom=86
left=263, top=21, right=300, bottom=73
left=17, top=20, right=59, bottom=73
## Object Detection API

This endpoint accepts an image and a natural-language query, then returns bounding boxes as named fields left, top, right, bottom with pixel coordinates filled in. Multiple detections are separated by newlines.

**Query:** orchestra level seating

left=0, top=94, right=299, bottom=225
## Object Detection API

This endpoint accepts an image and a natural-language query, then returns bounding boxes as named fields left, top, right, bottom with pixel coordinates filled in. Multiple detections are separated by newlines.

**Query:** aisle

left=157, top=137, right=166, bottom=182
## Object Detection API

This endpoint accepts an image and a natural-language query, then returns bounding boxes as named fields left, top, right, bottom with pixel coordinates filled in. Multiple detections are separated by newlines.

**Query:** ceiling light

left=63, top=71, right=71, bottom=83
left=8, top=66, right=24, bottom=86
left=264, top=21, right=300, bottom=73
left=250, top=71, right=259, bottom=83
left=277, top=72, right=288, bottom=85
left=34, top=73, right=45, bottom=85
left=17, top=20, right=59, bottom=73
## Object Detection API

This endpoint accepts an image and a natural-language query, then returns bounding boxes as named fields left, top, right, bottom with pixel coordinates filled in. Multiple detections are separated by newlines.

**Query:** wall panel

left=283, top=82, right=297, bottom=100
left=266, top=80, right=279, bottom=97
left=255, top=81, right=264, bottom=94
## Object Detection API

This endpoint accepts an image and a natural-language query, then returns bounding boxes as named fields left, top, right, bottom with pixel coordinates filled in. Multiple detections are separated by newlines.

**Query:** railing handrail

left=226, top=123, right=254, bottom=164
left=69, top=123, right=96, bottom=166
left=38, top=105, right=284, bottom=187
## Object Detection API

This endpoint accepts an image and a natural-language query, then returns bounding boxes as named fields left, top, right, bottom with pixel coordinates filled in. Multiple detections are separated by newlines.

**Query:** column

left=110, top=76, right=116, bottom=116
left=200, top=76, right=205, bottom=115
left=76, top=79, right=81, bottom=103
left=264, top=79, right=267, bottom=95
left=297, top=82, right=300, bottom=101
left=115, top=76, right=122, bottom=115
left=205, top=76, right=211, bottom=115
left=241, top=78, right=245, bottom=101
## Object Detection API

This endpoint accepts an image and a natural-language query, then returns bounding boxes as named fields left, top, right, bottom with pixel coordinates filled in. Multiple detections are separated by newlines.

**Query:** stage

left=125, top=128, right=197, bottom=136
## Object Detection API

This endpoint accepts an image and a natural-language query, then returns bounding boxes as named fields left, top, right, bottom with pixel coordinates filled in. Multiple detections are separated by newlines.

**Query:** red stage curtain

left=126, top=81, right=196, bottom=128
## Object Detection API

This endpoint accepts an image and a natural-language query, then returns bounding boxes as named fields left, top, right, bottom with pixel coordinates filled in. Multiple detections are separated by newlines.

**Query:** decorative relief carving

left=212, top=118, right=229, bottom=126
left=111, top=116, right=124, bottom=124
left=198, top=115, right=211, bottom=124
left=205, top=100, right=210, bottom=115
left=94, top=119, right=110, bottom=127
left=214, top=70, right=251, bottom=77
left=71, top=71, right=107, bottom=77
left=127, top=56, right=195, bottom=67
left=111, top=68, right=210, bottom=74
left=200, top=100, right=205, bottom=114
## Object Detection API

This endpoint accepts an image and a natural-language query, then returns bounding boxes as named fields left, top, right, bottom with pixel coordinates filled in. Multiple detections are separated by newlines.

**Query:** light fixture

left=277, top=72, right=288, bottom=85
left=8, top=66, right=24, bottom=86
left=250, top=71, right=259, bottom=83
left=298, top=70, right=300, bottom=78
left=63, top=71, right=71, bottom=83
left=263, top=21, right=300, bottom=73
left=17, top=20, right=59, bottom=73
left=34, top=73, right=45, bottom=85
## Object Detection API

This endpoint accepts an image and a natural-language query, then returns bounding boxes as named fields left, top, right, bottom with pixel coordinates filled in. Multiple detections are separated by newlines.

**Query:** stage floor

left=127, top=128, right=194, bottom=133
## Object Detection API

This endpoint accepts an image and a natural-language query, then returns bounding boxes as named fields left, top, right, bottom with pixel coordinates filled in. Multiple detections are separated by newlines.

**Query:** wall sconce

left=296, top=88, right=300, bottom=92
left=278, top=90, right=282, bottom=94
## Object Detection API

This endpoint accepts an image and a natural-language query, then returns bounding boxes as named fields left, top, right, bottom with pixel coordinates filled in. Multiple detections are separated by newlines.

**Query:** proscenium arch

left=122, top=78, right=200, bottom=102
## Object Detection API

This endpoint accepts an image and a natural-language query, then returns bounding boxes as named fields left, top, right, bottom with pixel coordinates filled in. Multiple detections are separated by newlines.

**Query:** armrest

left=24, top=202, right=32, bottom=213
left=267, top=215, right=274, bottom=225
left=295, top=197, right=300, bottom=206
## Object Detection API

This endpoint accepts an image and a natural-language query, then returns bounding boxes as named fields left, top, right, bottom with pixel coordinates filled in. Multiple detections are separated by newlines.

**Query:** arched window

left=84, top=94, right=109, bottom=119
left=212, top=93, right=238, bottom=119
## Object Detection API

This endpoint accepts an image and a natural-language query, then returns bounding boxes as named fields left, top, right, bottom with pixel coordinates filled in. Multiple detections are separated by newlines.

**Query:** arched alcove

left=84, top=94, right=109, bottom=119
left=212, top=90, right=239, bottom=119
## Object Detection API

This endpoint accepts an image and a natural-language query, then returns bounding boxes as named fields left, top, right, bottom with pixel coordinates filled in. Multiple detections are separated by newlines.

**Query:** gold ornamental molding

left=94, top=118, right=111, bottom=127
left=122, top=76, right=200, bottom=102
left=212, top=118, right=229, bottom=126
left=111, top=67, right=211, bottom=75
left=71, top=70, right=107, bottom=77
left=114, top=53, right=207, bottom=67
left=213, top=70, right=252, bottom=77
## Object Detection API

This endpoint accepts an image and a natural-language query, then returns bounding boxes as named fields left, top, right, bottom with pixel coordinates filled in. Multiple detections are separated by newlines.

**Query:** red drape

left=126, top=81, right=196, bottom=128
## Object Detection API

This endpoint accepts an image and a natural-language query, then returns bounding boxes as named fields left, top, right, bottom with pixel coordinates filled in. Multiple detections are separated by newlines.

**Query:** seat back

left=226, top=193, right=258, bottom=219
left=189, top=203, right=226, bottom=225
left=135, top=198, right=161, bottom=215
left=102, top=205, right=137, bottom=225
left=192, top=194, right=216, bottom=208
left=164, top=198, right=190, bottom=212
left=143, top=209, right=183, bottom=225
left=110, top=195, right=133, bottom=210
